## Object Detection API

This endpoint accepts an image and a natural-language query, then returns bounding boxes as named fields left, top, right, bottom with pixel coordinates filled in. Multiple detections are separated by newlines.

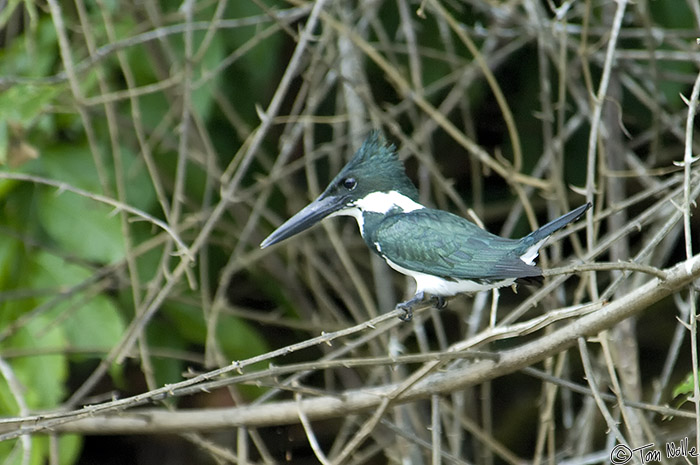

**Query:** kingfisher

left=261, top=131, right=591, bottom=321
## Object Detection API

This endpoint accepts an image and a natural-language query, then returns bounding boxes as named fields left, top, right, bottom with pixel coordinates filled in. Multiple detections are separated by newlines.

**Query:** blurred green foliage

left=0, top=3, right=276, bottom=463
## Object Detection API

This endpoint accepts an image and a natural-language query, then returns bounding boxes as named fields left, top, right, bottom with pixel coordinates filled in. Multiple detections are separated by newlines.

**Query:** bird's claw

left=396, top=292, right=447, bottom=321
left=397, top=303, right=413, bottom=322
left=396, top=291, right=425, bottom=322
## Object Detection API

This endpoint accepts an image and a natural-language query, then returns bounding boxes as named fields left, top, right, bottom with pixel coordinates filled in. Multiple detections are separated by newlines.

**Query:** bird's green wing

left=371, top=209, right=542, bottom=281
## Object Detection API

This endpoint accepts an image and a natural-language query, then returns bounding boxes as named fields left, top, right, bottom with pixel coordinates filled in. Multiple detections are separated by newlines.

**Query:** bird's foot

left=431, top=295, right=447, bottom=309
left=396, top=293, right=447, bottom=321
left=396, top=291, right=425, bottom=322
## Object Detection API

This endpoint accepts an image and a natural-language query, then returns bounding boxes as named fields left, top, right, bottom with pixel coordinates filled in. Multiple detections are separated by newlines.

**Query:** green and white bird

left=261, top=131, right=590, bottom=321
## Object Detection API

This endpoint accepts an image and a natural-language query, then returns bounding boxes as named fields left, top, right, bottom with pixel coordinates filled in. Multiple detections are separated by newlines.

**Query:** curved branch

left=2, top=253, right=698, bottom=437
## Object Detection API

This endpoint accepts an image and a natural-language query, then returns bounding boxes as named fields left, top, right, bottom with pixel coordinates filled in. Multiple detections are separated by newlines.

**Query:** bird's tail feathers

left=523, top=202, right=591, bottom=245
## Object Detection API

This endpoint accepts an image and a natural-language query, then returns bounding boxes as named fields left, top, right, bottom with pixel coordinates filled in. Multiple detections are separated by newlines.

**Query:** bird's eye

left=342, top=177, right=357, bottom=190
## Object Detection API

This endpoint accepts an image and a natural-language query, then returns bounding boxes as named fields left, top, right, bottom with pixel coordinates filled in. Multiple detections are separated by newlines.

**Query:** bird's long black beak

left=260, top=194, right=347, bottom=248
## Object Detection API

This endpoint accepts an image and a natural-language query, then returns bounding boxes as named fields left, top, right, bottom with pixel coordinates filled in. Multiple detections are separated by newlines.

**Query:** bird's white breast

left=383, top=257, right=515, bottom=295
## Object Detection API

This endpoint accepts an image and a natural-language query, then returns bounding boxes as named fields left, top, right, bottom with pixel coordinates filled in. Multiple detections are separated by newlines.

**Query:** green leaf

left=0, top=434, right=82, bottom=465
left=223, top=0, right=284, bottom=102
left=147, top=319, right=188, bottom=387
left=191, top=34, right=225, bottom=120
left=62, top=295, right=125, bottom=355
left=55, top=434, right=83, bottom=465
left=2, top=315, right=68, bottom=409
left=162, top=301, right=268, bottom=399
left=0, top=18, right=58, bottom=78
left=163, top=300, right=268, bottom=361
left=29, top=252, right=126, bottom=356
left=38, top=189, right=126, bottom=264
left=0, top=122, right=7, bottom=165
left=0, top=84, right=62, bottom=125
left=119, top=147, right=157, bottom=213
left=672, top=372, right=698, bottom=399
left=35, top=143, right=127, bottom=263
left=0, top=228, right=19, bottom=290
left=0, top=252, right=73, bottom=415
left=36, top=144, right=102, bottom=191
left=216, top=312, right=269, bottom=362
